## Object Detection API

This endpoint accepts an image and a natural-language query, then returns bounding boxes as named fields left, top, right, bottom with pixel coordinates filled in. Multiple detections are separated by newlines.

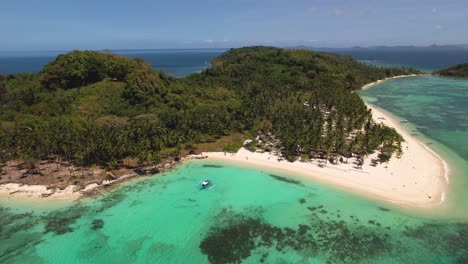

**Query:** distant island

left=0, top=46, right=421, bottom=194
left=434, top=63, right=468, bottom=77
left=289, top=44, right=468, bottom=50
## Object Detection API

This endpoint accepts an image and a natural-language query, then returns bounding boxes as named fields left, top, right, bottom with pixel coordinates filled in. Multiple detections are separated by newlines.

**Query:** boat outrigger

left=201, top=180, right=210, bottom=188
left=199, top=180, right=215, bottom=190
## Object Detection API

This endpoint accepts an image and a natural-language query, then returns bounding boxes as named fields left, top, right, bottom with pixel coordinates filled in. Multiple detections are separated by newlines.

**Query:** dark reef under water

left=1, top=196, right=468, bottom=263
left=1, top=170, right=468, bottom=263
left=199, top=207, right=468, bottom=264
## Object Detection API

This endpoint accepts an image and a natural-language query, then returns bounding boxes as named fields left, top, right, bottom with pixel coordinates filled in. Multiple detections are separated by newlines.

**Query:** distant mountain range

left=288, top=44, right=468, bottom=50
left=350, top=44, right=468, bottom=50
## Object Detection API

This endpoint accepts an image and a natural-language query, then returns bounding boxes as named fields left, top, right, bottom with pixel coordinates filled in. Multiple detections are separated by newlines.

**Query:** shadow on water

left=268, top=174, right=302, bottom=185
left=378, top=207, right=391, bottom=212
left=202, top=164, right=224, bottom=168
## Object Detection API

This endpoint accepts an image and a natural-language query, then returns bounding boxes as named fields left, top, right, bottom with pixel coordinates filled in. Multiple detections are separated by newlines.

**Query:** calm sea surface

left=2, top=48, right=468, bottom=75
left=0, top=49, right=226, bottom=77
left=1, top=50, right=468, bottom=263
left=1, top=160, right=467, bottom=263
left=359, top=76, right=468, bottom=215
left=319, top=48, right=468, bottom=72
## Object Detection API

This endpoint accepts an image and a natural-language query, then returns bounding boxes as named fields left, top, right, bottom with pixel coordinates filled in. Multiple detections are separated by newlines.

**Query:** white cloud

left=334, top=9, right=345, bottom=16
left=432, top=7, right=438, bottom=14
left=434, top=25, right=444, bottom=30
left=203, top=39, right=214, bottom=43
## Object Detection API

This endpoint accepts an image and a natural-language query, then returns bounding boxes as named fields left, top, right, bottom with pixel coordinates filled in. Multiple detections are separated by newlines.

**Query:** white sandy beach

left=0, top=183, right=81, bottom=201
left=0, top=175, right=134, bottom=201
left=203, top=75, right=448, bottom=208
left=361, top=74, right=420, bottom=90
left=0, top=74, right=448, bottom=208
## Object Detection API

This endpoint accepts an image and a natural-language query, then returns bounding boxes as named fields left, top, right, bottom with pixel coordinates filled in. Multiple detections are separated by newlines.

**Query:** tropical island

left=0, top=46, right=446, bottom=205
left=434, top=63, right=468, bottom=77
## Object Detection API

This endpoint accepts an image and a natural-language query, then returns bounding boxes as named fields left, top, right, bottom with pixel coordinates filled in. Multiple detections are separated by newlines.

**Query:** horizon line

left=1, top=43, right=467, bottom=53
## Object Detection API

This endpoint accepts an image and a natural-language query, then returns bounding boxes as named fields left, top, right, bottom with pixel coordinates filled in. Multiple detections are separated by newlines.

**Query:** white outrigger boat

left=201, top=180, right=210, bottom=188
left=199, top=180, right=215, bottom=190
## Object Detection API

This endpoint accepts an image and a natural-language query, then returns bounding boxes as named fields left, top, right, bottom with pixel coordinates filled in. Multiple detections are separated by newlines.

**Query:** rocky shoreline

left=0, top=154, right=208, bottom=201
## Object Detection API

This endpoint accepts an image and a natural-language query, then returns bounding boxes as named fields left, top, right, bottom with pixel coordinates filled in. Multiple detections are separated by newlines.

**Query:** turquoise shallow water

left=359, top=75, right=468, bottom=215
left=1, top=75, right=468, bottom=263
left=1, top=160, right=468, bottom=263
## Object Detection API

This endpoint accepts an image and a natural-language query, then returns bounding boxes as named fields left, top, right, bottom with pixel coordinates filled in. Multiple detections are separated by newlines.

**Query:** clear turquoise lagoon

left=1, top=161, right=467, bottom=264
left=359, top=75, right=468, bottom=215
left=1, top=75, right=468, bottom=263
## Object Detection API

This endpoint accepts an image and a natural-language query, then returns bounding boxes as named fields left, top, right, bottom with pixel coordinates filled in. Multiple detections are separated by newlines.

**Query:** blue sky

left=1, top=0, right=467, bottom=50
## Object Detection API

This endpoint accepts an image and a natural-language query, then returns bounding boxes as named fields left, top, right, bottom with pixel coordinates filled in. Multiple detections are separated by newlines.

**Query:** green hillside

left=0, top=47, right=420, bottom=184
left=434, top=63, right=468, bottom=77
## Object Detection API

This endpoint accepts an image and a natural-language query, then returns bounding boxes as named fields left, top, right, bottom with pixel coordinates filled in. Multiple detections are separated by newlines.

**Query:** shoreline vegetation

left=1, top=47, right=443, bottom=207
left=360, top=74, right=421, bottom=90
left=0, top=74, right=448, bottom=209
left=202, top=98, right=447, bottom=208
left=433, top=63, right=468, bottom=77
left=0, top=155, right=198, bottom=201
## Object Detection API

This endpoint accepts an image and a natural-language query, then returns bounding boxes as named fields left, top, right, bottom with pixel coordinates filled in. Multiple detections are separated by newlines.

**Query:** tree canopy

left=434, top=63, right=468, bottom=77
left=0, top=47, right=414, bottom=175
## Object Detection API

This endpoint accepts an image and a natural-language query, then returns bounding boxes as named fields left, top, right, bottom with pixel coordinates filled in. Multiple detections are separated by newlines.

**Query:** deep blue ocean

left=2, top=48, right=468, bottom=262
left=2, top=48, right=468, bottom=76
left=318, top=48, right=468, bottom=72
left=0, top=49, right=226, bottom=77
